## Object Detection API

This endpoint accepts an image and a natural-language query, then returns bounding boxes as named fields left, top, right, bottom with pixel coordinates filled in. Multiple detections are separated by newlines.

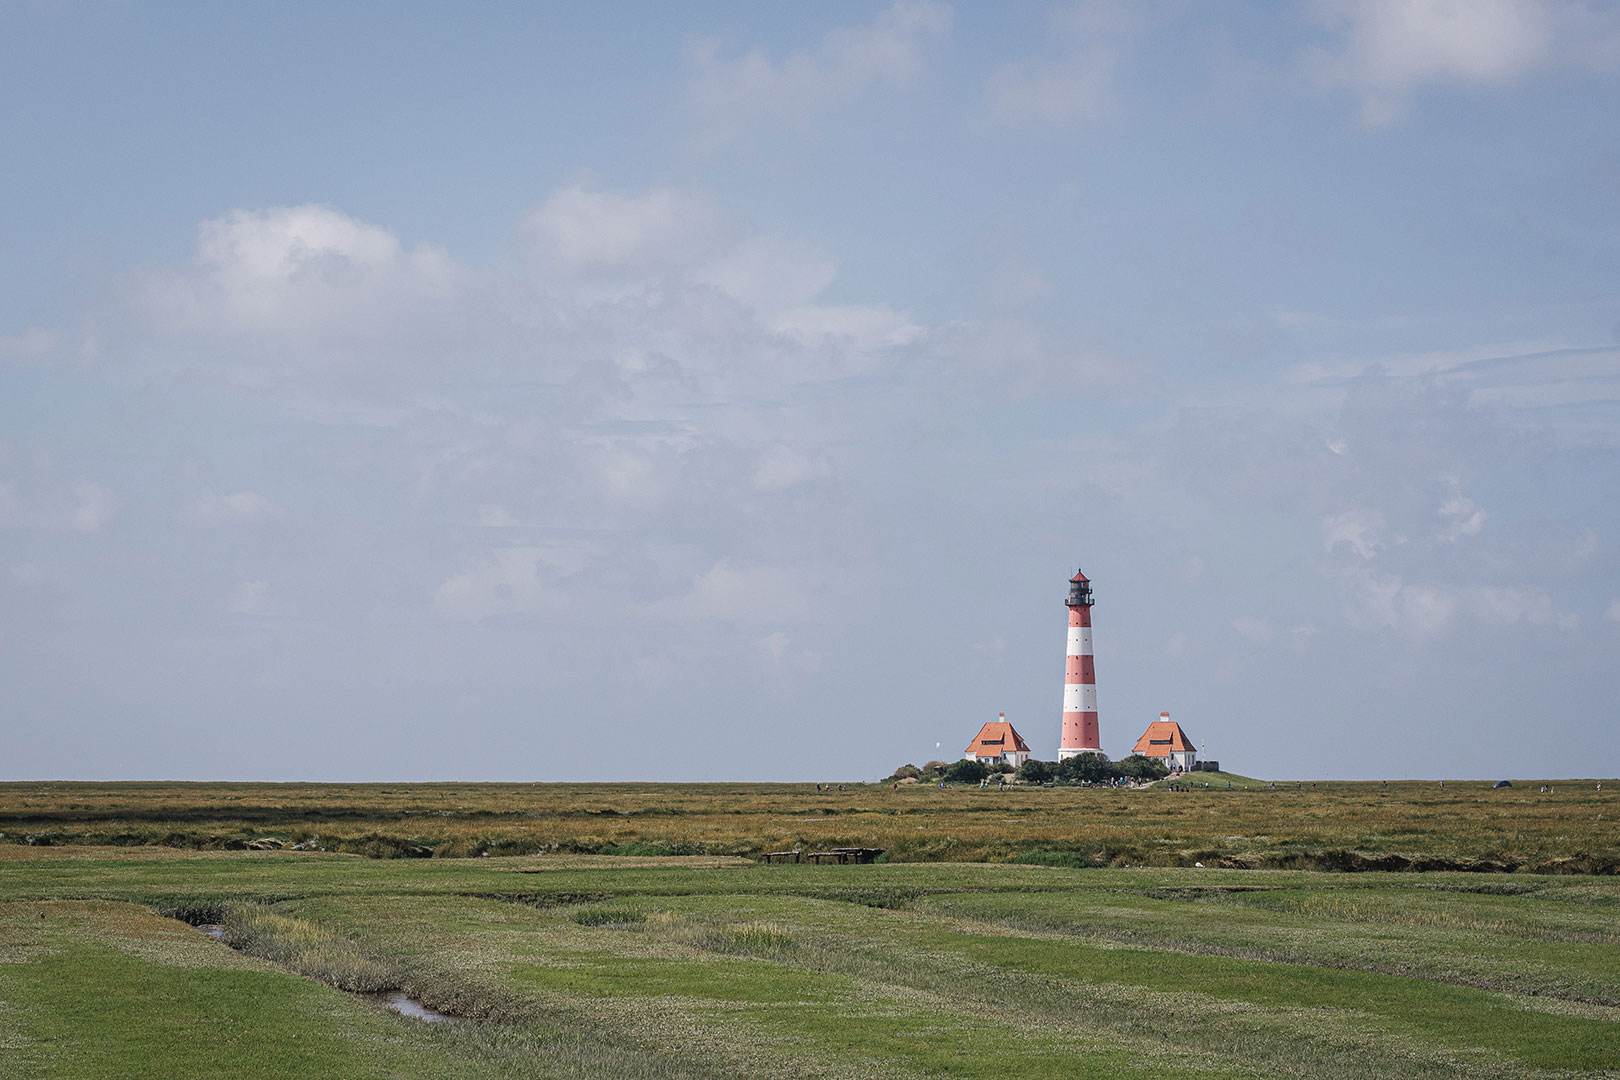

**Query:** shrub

left=887, top=764, right=922, bottom=781
left=1017, top=759, right=1055, bottom=783
left=943, top=759, right=989, bottom=784
left=1055, top=752, right=1112, bottom=784
left=1115, top=754, right=1170, bottom=780
left=922, top=760, right=949, bottom=776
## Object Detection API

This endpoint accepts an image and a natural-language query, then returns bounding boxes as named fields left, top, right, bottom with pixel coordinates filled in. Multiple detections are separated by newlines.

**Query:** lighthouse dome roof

left=1070, top=569, right=1089, bottom=583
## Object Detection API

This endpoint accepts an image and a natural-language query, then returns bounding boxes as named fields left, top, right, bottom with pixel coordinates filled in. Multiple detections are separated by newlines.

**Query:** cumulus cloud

left=754, top=631, right=822, bottom=672
left=1336, top=566, right=1577, bottom=639
left=433, top=544, right=592, bottom=622
left=520, top=185, right=922, bottom=363
left=107, top=187, right=927, bottom=428
left=185, top=490, right=283, bottom=527
left=1307, top=0, right=1620, bottom=125
left=751, top=445, right=832, bottom=491
left=522, top=186, right=736, bottom=283
left=1322, top=508, right=1388, bottom=559
left=0, top=472, right=118, bottom=533
left=137, top=204, right=457, bottom=346
left=1436, top=478, right=1486, bottom=541
left=680, top=561, right=810, bottom=624
left=985, top=0, right=1142, bottom=123
left=687, top=0, right=951, bottom=139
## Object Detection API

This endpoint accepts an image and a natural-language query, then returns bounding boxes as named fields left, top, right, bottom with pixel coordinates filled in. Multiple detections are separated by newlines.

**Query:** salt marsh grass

left=1, top=808, right=1617, bottom=1077
left=3, top=778, right=1615, bottom=872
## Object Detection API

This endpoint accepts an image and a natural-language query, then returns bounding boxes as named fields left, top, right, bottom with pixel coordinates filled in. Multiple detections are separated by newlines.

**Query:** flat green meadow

left=2, top=780, right=1617, bottom=1076
left=2, top=841, right=1618, bottom=1078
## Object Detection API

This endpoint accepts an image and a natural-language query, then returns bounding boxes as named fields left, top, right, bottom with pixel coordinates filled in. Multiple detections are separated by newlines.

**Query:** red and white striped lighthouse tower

left=1057, top=567, right=1103, bottom=759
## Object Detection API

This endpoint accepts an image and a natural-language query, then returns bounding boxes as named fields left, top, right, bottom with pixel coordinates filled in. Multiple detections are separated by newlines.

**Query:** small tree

left=1055, top=752, right=1112, bottom=784
left=1115, top=754, right=1169, bottom=781
left=943, top=758, right=989, bottom=784
left=1017, top=759, right=1055, bottom=784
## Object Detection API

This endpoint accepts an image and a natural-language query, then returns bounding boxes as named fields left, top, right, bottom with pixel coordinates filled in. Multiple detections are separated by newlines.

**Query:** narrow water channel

left=190, top=919, right=460, bottom=1023
left=358, top=990, right=461, bottom=1023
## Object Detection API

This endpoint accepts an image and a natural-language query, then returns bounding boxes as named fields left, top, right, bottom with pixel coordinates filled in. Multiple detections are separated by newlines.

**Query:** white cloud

left=754, top=631, right=822, bottom=672
left=681, top=561, right=809, bottom=624
left=67, top=482, right=117, bottom=533
left=1307, top=0, right=1620, bottom=125
left=771, top=304, right=924, bottom=354
left=186, top=490, right=283, bottom=527
left=433, top=545, right=588, bottom=622
left=1232, top=616, right=1274, bottom=643
left=687, top=0, right=951, bottom=139
left=698, top=235, right=838, bottom=318
left=122, top=188, right=926, bottom=411
left=1286, top=624, right=1320, bottom=652
left=1336, top=566, right=1577, bottom=639
left=1322, top=508, right=1387, bottom=559
left=522, top=185, right=734, bottom=282
left=0, top=326, right=61, bottom=365
left=985, top=0, right=1141, bottom=123
left=139, top=204, right=456, bottom=340
left=0, top=471, right=117, bottom=534
left=1436, top=478, right=1486, bottom=541
left=751, top=445, right=832, bottom=492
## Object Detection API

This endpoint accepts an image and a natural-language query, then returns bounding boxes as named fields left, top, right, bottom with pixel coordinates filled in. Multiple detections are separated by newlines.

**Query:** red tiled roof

left=964, top=719, right=1031, bottom=758
left=1132, top=717, right=1194, bottom=756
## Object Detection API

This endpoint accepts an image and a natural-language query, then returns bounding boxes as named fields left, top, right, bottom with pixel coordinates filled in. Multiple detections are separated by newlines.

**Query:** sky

left=3, top=1, right=1619, bottom=782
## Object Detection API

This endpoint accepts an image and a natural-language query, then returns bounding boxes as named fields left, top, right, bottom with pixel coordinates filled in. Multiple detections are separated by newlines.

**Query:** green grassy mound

left=1156, top=769, right=1267, bottom=789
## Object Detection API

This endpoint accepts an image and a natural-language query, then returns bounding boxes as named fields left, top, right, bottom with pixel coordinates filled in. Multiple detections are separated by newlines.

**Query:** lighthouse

left=1057, top=567, right=1103, bottom=759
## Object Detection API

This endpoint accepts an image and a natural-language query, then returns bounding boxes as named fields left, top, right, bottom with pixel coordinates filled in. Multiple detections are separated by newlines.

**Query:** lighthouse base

left=1057, top=748, right=1108, bottom=761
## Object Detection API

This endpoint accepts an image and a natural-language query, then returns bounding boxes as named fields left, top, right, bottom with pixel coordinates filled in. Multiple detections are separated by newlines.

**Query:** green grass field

left=1, top=781, right=1616, bottom=1076
left=4, top=777, right=1616, bottom=870
left=2, top=841, right=1618, bottom=1077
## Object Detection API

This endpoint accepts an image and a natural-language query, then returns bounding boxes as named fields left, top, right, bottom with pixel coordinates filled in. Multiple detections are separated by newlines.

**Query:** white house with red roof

left=964, top=713, right=1031, bottom=767
left=1132, top=712, right=1197, bottom=771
